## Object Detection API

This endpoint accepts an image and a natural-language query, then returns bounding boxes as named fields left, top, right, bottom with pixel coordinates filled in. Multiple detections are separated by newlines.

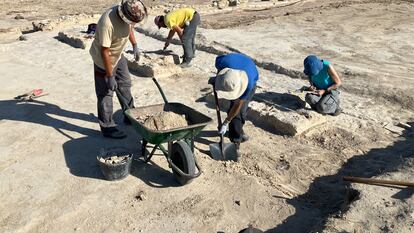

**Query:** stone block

left=57, top=27, right=93, bottom=49
left=126, top=51, right=182, bottom=78
left=247, top=98, right=327, bottom=136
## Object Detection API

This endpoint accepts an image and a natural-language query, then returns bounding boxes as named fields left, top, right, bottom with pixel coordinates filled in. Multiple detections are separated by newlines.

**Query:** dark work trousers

left=228, top=86, right=256, bottom=142
left=94, top=56, right=134, bottom=132
left=182, top=12, right=200, bottom=63
left=305, top=89, right=340, bottom=114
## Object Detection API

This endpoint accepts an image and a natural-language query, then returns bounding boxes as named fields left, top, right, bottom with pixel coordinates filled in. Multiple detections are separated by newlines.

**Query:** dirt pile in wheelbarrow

left=136, top=111, right=188, bottom=131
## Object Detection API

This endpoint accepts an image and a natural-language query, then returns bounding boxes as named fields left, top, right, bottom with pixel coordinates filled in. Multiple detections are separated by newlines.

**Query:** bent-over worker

left=211, top=53, right=259, bottom=145
left=89, top=0, right=147, bottom=139
left=154, top=8, right=200, bottom=68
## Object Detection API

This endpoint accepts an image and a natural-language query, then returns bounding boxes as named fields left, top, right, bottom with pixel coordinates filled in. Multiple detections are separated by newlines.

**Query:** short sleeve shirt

left=310, top=60, right=334, bottom=90
left=164, top=8, right=195, bottom=29
left=89, top=6, right=130, bottom=70
left=215, top=53, right=259, bottom=100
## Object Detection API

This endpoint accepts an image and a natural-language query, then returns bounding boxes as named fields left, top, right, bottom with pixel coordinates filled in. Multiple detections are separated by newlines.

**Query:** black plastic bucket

left=97, top=147, right=133, bottom=181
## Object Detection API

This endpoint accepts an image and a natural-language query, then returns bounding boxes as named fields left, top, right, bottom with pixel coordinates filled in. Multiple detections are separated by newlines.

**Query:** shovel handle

left=343, top=176, right=414, bottom=187
left=212, top=86, right=226, bottom=159
left=212, top=86, right=223, bottom=127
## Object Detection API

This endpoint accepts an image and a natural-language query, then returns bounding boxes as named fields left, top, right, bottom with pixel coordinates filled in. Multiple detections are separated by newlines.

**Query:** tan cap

left=215, top=68, right=248, bottom=100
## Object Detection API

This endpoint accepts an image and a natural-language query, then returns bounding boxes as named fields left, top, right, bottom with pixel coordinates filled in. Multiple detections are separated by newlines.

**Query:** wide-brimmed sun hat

left=303, top=55, right=323, bottom=76
left=215, top=68, right=248, bottom=100
left=118, top=0, right=147, bottom=24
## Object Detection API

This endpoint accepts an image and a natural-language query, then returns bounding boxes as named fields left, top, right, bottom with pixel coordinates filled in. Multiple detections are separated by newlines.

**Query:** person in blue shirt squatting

left=210, top=53, right=259, bottom=146
left=303, top=55, right=342, bottom=116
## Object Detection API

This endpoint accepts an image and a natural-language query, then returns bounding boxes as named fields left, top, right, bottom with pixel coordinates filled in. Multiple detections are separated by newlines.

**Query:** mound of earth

left=137, top=111, right=188, bottom=131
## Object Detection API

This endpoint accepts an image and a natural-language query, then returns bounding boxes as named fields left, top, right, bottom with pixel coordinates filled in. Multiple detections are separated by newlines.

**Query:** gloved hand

left=133, top=44, right=140, bottom=62
left=219, top=120, right=229, bottom=135
left=208, top=76, right=216, bottom=85
left=105, top=75, right=117, bottom=91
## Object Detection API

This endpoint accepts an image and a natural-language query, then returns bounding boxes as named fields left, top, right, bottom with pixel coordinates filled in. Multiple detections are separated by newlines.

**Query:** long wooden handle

left=343, top=176, right=414, bottom=187
left=212, top=86, right=225, bottom=159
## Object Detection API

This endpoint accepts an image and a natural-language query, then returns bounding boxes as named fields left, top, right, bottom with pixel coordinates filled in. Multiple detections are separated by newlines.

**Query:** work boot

left=102, top=127, right=127, bottom=139
left=180, top=59, right=192, bottom=68
left=331, top=107, right=342, bottom=116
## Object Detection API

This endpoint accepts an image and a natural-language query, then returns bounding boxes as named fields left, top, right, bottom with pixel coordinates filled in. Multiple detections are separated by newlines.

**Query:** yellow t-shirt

left=89, top=6, right=130, bottom=70
left=164, top=8, right=195, bottom=29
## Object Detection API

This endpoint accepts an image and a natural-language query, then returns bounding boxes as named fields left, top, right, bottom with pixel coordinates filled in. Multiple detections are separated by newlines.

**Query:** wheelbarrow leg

left=144, top=144, right=158, bottom=163
left=141, top=139, right=148, bottom=157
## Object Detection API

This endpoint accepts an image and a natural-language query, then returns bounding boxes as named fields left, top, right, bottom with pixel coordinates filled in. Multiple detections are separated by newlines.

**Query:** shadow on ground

left=266, top=122, right=414, bottom=232
left=253, top=92, right=305, bottom=112
left=0, top=99, right=98, bottom=138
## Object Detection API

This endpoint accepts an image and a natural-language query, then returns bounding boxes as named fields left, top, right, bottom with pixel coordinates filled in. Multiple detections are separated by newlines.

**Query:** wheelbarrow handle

left=115, top=89, right=132, bottom=111
left=152, top=77, right=169, bottom=104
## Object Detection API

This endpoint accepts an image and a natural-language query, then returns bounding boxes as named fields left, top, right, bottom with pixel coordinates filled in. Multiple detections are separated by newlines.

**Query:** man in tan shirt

left=90, top=0, right=147, bottom=139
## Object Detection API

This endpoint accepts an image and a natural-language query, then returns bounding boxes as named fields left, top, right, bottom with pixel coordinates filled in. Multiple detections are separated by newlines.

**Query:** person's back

left=164, top=8, right=196, bottom=29
left=310, top=60, right=334, bottom=91
left=215, top=53, right=259, bottom=100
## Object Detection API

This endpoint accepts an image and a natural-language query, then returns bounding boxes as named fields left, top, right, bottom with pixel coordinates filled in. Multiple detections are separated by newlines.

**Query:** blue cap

left=303, top=55, right=323, bottom=76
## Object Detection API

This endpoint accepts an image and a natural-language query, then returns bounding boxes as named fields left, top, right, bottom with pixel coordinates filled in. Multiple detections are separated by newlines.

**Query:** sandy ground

left=1, top=0, right=414, bottom=233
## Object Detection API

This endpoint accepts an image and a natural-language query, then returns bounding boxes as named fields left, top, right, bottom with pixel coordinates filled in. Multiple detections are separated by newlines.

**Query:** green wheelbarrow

left=118, top=78, right=212, bottom=185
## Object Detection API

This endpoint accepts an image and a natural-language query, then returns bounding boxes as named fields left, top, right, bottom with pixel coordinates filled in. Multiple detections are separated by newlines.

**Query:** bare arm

left=225, top=100, right=245, bottom=122
left=171, top=25, right=183, bottom=41
left=167, top=29, right=176, bottom=41
left=101, top=47, right=112, bottom=77
left=327, top=64, right=342, bottom=91
left=129, top=24, right=137, bottom=46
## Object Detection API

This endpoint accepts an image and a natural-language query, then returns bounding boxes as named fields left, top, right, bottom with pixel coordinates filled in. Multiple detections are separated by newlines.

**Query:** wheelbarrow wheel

left=171, top=141, right=196, bottom=185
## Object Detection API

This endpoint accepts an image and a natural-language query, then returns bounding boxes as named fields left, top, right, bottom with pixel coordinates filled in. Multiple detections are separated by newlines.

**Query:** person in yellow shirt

left=154, top=8, right=200, bottom=68
left=89, top=0, right=147, bottom=139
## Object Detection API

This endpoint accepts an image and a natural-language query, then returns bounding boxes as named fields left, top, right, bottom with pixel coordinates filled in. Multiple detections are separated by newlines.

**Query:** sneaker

left=180, top=60, right=192, bottom=68
left=102, top=127, right=127, bottom=139
left=331, top=107, right=342, bottom=116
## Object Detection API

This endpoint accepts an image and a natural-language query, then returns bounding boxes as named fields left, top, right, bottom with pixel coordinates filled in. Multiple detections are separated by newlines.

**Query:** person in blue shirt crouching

left=303, top=55, right=342, bottom=116
left=210, top=53, right=259, bottom=145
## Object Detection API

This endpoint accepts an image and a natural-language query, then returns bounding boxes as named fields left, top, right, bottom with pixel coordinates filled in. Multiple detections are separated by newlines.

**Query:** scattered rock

left=14, top=14, right=24, bottom=20
left=384, top=123, right=405, bottom=135
left=99, top=155, right=129, bottom=165
left=235, top=200, right=241, bottom=206
left=135, top=191, right=147, bottom=202
left=32, top=20, right=53, bottom=31
left=19, top=35, right=28, bottom=41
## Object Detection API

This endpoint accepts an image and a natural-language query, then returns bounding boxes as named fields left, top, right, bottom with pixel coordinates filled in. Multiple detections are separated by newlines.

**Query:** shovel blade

left=209, top=143, right=238, bottom=161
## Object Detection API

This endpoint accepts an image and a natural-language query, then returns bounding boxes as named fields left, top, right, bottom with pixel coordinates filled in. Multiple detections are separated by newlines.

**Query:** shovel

left=209, top=85, right=238, bottom=161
